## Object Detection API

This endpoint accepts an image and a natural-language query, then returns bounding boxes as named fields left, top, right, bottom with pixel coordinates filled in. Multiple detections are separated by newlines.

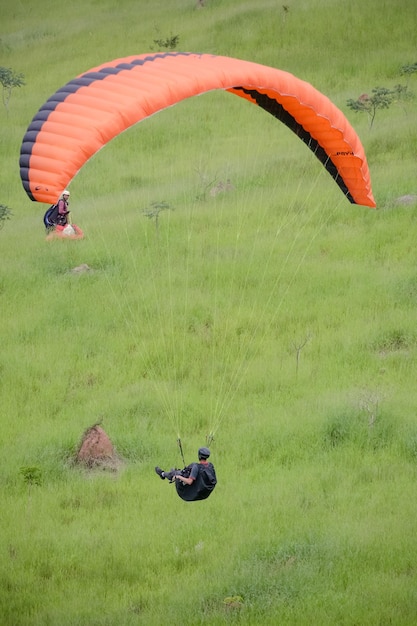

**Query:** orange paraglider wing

left=19, top=52, right=376, bottom=207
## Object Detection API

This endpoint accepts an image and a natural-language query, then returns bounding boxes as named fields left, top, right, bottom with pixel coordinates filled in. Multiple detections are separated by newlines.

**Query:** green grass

left=2, top=0, right=417, bottom=624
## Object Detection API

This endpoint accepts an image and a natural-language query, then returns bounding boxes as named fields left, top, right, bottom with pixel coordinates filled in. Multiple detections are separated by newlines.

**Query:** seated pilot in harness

left=155, top=447, right=217, bottom=501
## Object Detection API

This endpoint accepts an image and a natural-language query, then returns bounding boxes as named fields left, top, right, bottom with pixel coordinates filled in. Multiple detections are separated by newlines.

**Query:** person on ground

left=55, top=189, right=71, bottom=225
left=44, top=189, right=71, bottom=230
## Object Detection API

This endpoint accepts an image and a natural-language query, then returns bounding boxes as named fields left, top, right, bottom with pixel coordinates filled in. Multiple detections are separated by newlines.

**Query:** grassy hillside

left=1, top=1, right=417, bottom=624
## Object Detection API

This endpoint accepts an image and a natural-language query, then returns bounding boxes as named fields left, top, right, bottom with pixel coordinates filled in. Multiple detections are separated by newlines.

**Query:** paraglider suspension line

left=177, top=437, right=186, bottom=467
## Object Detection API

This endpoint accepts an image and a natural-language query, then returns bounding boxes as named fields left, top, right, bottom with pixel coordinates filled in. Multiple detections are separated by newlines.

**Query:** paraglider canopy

left=19, top=52, right=376, bottom=208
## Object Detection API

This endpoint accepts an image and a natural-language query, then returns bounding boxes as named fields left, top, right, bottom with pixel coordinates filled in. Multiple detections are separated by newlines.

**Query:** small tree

left=0, top=204, right=12, bottom=229
left=194, top=166, right=219, bottom=201
left=20, top=465, right=42, bottom=524
left=291, top=333, right=311, bottom=378
left=282, top=5, right=290, bottom=21
left=347, top=87, right=396, bottom=129
left=391, top=83, right=414, bottom=114
left=347, top=62, right=415, bottom=129
left=20, top=466, right=43, bottom=487
left=0, top=66, right=25, bottom=113
left=151, top=30, right=179, bottom=51
left=400, top=61, right=417, bottom=83
left=143, top=200, right=174, bottom=235
left=347, top=85, right=413, bottom=128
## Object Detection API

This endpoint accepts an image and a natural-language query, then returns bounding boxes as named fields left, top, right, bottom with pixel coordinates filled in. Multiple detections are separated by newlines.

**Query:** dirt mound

left=76, top=424, right=121, bottom=470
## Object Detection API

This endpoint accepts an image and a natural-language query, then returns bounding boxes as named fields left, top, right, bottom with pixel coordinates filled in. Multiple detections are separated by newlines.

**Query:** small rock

left=70, top=263, right=92, bottom=274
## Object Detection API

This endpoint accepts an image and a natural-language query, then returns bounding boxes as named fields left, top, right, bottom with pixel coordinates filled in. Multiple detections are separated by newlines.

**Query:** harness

left=175, top=462, right=217, bottom=501
left=43, top=204, right=59, bottom=229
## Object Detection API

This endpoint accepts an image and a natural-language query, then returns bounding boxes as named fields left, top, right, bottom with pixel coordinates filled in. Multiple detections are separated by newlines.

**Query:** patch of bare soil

left=395, top=194, right=417, bottom=206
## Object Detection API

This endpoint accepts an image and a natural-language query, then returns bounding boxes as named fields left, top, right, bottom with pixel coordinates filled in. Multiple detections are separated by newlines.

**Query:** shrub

left=0, top=66, right=25, bottom=113
left=0, top=204, right=12, bottom=228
